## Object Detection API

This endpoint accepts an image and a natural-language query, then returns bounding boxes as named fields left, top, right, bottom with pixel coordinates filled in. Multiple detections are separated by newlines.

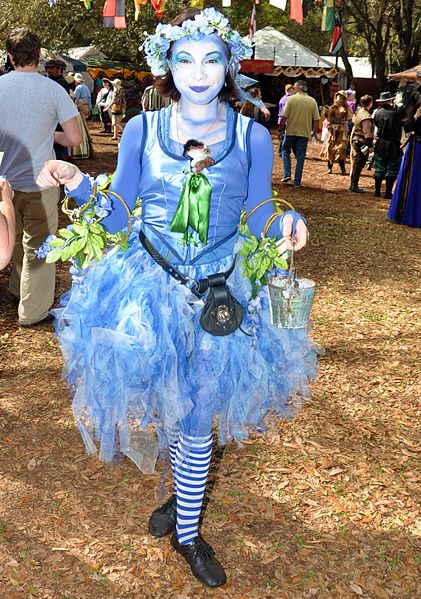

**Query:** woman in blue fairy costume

left=37, top=8, right=316, bottom=588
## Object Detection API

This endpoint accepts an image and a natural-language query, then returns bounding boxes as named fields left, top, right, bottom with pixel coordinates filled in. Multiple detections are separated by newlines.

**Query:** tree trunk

left=338, top=45, right=354, bottom=82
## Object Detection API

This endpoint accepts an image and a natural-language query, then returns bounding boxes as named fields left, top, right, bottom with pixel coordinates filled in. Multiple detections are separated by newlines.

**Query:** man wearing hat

left=74, top=73, right=92, bottom=116
left=373, top=91, right=405, bottom=199
left=45, top=58, right=69, bottom=93
left=349, top=95, right=374, bottom=193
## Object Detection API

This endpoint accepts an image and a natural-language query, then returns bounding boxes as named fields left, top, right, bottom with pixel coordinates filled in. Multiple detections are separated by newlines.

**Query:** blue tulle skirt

left=388, top=136, right=421, bottom=228
left=52, top=220, right=318, bottom=472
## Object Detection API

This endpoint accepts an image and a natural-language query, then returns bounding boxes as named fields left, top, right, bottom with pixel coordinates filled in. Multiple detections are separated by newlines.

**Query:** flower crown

left=143, top=8, right=253, bottom=77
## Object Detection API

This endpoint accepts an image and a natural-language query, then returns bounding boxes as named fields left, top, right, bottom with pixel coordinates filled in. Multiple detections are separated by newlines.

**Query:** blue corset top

left=139, top=105, right=251, bottom=265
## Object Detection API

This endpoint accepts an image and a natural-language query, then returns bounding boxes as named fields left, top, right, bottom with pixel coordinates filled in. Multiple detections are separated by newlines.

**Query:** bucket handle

left=287, top=241, right=297, bottom=284
left=242, top=197, right=295, bottom=228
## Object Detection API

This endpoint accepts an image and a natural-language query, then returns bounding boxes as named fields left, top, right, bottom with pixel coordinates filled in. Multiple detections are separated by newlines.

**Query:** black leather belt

left=139, top=230, right=235, bottom=298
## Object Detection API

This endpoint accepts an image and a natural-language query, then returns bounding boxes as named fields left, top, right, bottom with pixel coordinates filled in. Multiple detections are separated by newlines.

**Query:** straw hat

left=74, top=73, right=84, bottom=83
left=112, top=78, right=122, bottom=88
left=335, top=90, right=347, bottom=100
left=64, top=73, right=75, bottom=85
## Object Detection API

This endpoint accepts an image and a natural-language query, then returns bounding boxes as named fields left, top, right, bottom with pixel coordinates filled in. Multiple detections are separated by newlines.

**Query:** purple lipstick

left=190, top=86, right=209, bottom=93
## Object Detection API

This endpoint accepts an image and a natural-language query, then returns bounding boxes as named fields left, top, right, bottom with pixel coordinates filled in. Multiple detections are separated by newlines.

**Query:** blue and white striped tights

left=169, top=432, right=213, bottom=545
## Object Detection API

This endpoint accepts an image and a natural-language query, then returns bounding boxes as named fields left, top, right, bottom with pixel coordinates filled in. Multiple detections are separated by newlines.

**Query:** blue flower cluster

left=35, top=235, right=57, bottom=259
left=36, top=173, right=113, bottom=263
left=94, top=194, right=113, bottom=219
left=143, top=7, right=253, bottom=77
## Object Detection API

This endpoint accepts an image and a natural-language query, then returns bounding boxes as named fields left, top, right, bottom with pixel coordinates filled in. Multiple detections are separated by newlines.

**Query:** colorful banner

left=329, top=11, right=342, bottom=54
left=249, top=2, right=257, bottom=42
left=150, top=0, right=167, bottom=18
left=321, top=0, right=335, bottom=31
left=134, top=1, right=148, bottom=21
left=103, top=0, right=126, bottom=28
left=133, top=0, right=167, bottom=18
left=290, top=0, right=303, bottom=25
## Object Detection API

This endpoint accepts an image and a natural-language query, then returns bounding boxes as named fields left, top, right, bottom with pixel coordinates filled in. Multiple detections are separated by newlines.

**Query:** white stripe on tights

left=175, top=433, right=212, bottom=545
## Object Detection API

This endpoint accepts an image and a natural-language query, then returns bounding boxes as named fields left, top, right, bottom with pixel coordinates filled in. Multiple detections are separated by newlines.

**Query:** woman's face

left=169, top=34, right=228, bottom=105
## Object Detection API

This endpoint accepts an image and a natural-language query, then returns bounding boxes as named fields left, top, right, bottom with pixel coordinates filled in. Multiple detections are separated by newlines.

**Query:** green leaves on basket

left=239, top=220, right=288, bottom=300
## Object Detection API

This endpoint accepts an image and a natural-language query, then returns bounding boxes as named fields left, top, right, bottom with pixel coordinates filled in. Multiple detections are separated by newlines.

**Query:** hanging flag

left=290, top=0, right=303, bottom=25
left=329, top=10, right=342, bottom=54
left=321, top=0, right=335, bottom=31
left=150, top=0, right=167, bottom=18
left=103, top=0, right=126, bottom=28
left=49, top=0, right=91, bottom=7
left=269, top=0, right=287, bottom=9
left=249, top=2, right=257, bottom=42
left=222, top=0, right=232, bottom=7
left=302, top=0, right=309, bottom=18
left=134, top=0, right=148, bottom=21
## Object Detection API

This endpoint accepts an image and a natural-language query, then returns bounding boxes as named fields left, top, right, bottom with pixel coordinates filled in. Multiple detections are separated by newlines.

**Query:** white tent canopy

left=253, top=27, right=338, bottom=69
left=67, top=46, right=108, bottom=62
left=321, top=56, right=374, bottom=79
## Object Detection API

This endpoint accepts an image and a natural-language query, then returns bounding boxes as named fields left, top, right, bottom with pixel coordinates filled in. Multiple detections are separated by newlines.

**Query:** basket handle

left=242, top=197, right=296, bottom=228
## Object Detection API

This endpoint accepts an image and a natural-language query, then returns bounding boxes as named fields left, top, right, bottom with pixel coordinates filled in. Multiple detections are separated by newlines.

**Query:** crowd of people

left=0, top=8, right=420, bottom=589
left=276, top=78, right=420, bottom=220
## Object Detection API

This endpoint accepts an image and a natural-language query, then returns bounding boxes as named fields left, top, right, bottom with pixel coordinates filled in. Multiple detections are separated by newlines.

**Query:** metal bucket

left=268, top=243, right=315, bottom=330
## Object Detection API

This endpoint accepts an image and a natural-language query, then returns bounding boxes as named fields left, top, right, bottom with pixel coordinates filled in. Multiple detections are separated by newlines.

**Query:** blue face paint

left=170, top=36, right=228, bottom=106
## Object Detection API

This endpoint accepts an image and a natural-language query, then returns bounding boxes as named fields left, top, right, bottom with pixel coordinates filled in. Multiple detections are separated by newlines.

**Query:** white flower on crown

left=142, top=8, right=253, bottom=77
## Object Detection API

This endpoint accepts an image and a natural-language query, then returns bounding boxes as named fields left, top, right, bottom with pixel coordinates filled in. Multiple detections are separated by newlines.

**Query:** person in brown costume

left=327, top=90, right=353, bottom=175
left=349, top=95, right=374, bottom=193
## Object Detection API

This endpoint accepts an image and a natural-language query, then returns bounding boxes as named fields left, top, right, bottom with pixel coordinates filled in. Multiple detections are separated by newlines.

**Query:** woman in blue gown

left=388, top=103, right=421, bottom=227
left=37, top=7, right=317, bottom=588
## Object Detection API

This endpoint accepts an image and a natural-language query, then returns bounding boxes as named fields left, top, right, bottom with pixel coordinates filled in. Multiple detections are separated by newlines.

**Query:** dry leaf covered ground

left=0, top=124, right=420, bottom=599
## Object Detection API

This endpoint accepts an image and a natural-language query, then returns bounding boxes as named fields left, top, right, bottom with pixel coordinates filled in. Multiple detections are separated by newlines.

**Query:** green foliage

left=239, top=220, right=288, bottom=300
left=2, top=1, right=418, bottom=87
left=0, top=0, right=190, bottom=61
left=44, top=187, right=131, bottom=270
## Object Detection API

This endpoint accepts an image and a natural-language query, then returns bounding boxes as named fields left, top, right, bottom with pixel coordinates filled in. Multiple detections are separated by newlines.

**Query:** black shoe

left=349, top=186, right=365, bottom=194
left=281, top=176, right=291, bottom=183
left=171, top=533, right=227, bottom=588
left=148, top=494, right=176, bottom=538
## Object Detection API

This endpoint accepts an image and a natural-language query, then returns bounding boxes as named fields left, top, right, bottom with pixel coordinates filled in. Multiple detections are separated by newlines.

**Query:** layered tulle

left=53, top=220, right=318, bottom=472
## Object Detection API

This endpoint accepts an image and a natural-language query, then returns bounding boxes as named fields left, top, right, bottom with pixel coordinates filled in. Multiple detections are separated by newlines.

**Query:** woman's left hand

left=282, top=213, right=308, bottom=251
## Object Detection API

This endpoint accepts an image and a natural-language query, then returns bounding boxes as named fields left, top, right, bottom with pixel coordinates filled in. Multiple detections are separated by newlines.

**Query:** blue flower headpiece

left=143, top=8, right=253, bottom=77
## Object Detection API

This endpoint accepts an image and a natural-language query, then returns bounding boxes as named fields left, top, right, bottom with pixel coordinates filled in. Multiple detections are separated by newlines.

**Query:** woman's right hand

left=36, top=160, right=84, bottom=190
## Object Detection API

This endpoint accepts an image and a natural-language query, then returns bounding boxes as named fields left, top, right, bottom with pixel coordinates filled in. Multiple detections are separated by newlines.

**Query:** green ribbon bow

left=169, top=171, right=212, bottom=245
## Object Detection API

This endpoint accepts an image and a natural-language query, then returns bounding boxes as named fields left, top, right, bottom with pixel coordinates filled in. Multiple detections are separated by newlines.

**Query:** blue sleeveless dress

left=53, top=107, right=318, bottom=472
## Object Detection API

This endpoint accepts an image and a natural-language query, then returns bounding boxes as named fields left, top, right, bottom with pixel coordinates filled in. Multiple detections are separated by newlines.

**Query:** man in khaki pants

left=0, top=28, right=81, bottom=326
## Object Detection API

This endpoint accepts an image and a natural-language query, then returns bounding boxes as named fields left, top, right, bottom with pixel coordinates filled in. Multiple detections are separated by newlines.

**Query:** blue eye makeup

left=205, top=52, right=224, bottom=65
left=172, top=52, right=193, bottom=66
